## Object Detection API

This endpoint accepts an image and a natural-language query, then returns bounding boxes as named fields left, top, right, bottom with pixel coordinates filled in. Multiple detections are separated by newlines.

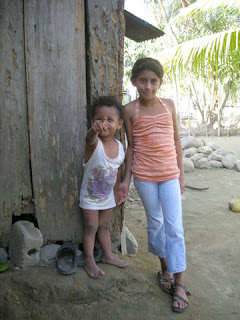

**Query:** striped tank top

left=131, top=98, right=180, bottom=182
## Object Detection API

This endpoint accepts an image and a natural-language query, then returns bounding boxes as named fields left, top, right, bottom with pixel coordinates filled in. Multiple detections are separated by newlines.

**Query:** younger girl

left=80, top=96, right=128, bottom=279
left=118, top=58, right=190, bottom=312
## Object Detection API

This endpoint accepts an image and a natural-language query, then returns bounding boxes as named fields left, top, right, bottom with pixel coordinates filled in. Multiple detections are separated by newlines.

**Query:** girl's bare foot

left=102, top=255, right=128, bottom=268
left=84, top=258, right=105, bottom=279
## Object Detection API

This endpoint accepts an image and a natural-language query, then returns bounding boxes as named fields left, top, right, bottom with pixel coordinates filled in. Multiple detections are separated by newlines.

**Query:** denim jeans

left=133, top=178, right=186, bottom=274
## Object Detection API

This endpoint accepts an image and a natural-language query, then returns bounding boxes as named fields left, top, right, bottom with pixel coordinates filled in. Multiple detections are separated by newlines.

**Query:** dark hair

left=131, top=57, right=164, bottom=79
left=90, top=96, right=123, bottom=120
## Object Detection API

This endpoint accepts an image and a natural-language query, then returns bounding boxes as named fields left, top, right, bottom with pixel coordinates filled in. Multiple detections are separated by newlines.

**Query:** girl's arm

left=169, top=99, right=185, bottom=194
left=116, top=104, right=134, bottom=205
left=114, top=166, right=122, bottom=205
left=84, top=120, right=104, bottom=162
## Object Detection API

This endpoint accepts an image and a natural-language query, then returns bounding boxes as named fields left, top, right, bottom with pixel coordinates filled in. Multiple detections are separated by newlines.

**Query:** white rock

left=197, top=146, right=213, bottom=155
left=210, top=152, right=224, bottom=161
left=222, top=153, right=238, bottom=170
left=183, top=147, right=198, bottom=158
left=183, top=157, right=195, bottom=172
left=195, top=158, right=211, bottom=169
left=207, top=141, right=219, bottom=151
left=190, top=153, right=205, bottom=164
left=215, top=149, right=233, bottom=156
left=181, top=136, right=205, bottom=149
left=121, top=226, right=138, bottom=254
left=198, top=152, right=210, bottom=159
left=209, top=160, right=224, bottom=168
left=235, top=159, right=240, bottom=172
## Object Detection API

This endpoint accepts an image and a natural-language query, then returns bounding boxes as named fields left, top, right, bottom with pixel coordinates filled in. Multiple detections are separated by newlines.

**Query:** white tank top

left=79, top=137, right=125, bottom=210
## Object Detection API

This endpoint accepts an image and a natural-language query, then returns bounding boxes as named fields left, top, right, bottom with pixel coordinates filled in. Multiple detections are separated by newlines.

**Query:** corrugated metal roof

left=124, top=10, right=164, bottom=42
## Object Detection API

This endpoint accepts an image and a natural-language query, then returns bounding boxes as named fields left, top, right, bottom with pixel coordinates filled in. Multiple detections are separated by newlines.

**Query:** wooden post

left=85, top=0, right=125, bottom=250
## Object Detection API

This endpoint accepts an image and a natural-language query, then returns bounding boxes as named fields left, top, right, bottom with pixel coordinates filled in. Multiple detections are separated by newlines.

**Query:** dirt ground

left=1, top=136, right=240, bottom=320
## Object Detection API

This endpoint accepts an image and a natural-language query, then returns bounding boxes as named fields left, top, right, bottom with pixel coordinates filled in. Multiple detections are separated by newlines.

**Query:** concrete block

left=9, top=221, right=43, bottom=268
left=40, top=244, right=60, bottom=266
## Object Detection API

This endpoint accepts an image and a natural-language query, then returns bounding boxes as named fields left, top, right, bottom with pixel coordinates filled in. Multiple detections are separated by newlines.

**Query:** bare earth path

left=0, top=137, right=240, bottom=320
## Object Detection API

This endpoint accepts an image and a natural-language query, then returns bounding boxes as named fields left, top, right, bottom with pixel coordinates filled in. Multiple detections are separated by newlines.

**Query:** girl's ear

left=118, top=119, right=124, bottom=129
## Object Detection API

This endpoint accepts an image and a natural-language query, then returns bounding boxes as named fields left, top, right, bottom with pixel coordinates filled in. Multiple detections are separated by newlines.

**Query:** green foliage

left=169, top=28, right=240, bottom=83
left=0, top=262, right=9, bottom=272
left=124, top=37, right=163, bottom=86
left=168, top=0, right=240, bottom=83
left=124, top=0, right=240, bottom=123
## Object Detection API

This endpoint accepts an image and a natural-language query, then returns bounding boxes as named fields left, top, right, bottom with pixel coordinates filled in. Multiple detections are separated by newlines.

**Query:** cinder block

left=9, top=221, right=43, bottom=268
left=40, top=244, right=61, bottom=266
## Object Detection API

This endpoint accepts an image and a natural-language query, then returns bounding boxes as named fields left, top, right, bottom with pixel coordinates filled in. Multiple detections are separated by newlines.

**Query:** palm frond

left=173, top=0, right=240, bottom=23
left=166, top=28, right=240, bottom=81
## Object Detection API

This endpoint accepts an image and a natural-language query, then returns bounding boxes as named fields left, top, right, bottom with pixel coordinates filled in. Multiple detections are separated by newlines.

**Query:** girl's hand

left=115, top=182, right=129, bottom=205
left=92, top=119, right=107, bottom=134
left=179, top=176, right=185, bottom=194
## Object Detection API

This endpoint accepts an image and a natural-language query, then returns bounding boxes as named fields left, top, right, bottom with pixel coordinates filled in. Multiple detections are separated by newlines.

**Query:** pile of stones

left=181, top=136, right=240, bottom=173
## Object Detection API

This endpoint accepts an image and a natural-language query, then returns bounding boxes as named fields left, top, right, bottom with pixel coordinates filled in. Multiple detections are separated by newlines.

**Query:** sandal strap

left=173, top=282, right=191, bottom=296
left=173, top=294, right=189, bottom=306
left=158, top=271, right=174, bottom=283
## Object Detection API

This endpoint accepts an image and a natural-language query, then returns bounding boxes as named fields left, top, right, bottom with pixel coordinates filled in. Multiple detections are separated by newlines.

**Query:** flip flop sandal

left=56, top=242, right=78, bottom=275
left=76, top=247, right=102, bottom=267
left=172, top=294, right=189, bottom=313
left=172, top=282, right=191, bottom=313
left=158, top=271, right=174, bottom=294
left=172, top=282, right=191, bottom=296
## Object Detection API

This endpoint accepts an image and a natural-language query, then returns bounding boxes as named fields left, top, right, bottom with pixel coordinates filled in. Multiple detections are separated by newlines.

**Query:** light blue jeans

left=133, top=178, right=186, bottom=274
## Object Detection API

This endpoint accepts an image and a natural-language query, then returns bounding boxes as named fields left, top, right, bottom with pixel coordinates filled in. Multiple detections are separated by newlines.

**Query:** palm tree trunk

left=217, top=80, right=232, bottom=136
left=189, top=80, right=204, bottom=123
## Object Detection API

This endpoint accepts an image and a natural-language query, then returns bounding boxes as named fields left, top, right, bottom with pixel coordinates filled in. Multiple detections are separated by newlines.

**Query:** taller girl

left=118, top=57, right=190, bottom=313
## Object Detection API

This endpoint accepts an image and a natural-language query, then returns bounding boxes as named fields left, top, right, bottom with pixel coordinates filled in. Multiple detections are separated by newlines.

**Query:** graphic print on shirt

left=85, top=165, right=117, bottom=200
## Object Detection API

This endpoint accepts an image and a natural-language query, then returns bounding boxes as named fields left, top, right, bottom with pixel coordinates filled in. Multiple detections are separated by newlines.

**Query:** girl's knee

left=99, top=214, right=111, bottom=230
left=84, top=222, right=98, bottom=235
left=167, top=225, right=184, bottom=239
left=98, top=222, right=110, bottom=233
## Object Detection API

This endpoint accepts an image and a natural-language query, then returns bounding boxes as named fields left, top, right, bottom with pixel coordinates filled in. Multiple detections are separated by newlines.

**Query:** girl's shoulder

left=123, top=100, right=136, bottom=119
left=160, top=97, right=175, bottom=113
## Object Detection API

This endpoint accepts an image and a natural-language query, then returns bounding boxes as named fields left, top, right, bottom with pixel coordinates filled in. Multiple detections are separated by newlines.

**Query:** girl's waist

left=133, top=145, right=176, bottom=155
left=132, top=164, right=180, bottom=182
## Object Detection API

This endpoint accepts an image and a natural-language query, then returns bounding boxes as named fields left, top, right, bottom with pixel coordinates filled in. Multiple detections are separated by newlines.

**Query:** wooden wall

left=0, top=1, right=32, bottom=247
left=25, top=0, right=86, bottom=243
left=0, top=0, right=125, bottom=248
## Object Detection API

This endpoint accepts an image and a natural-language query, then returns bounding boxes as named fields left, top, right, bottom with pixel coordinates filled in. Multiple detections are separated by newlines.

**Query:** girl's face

left=92, top=106, right=123, bottom=138
left=131, top=69, right=162, bottom=101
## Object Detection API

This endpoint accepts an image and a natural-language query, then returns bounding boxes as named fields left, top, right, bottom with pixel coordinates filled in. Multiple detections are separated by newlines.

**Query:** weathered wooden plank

left=86, top=0, right=125, bottom=250
left=0, top=0, right=32, bottom=247
left=25, top=0, right=86, bottom=243
left=86, top=0, right=125, bottom=101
